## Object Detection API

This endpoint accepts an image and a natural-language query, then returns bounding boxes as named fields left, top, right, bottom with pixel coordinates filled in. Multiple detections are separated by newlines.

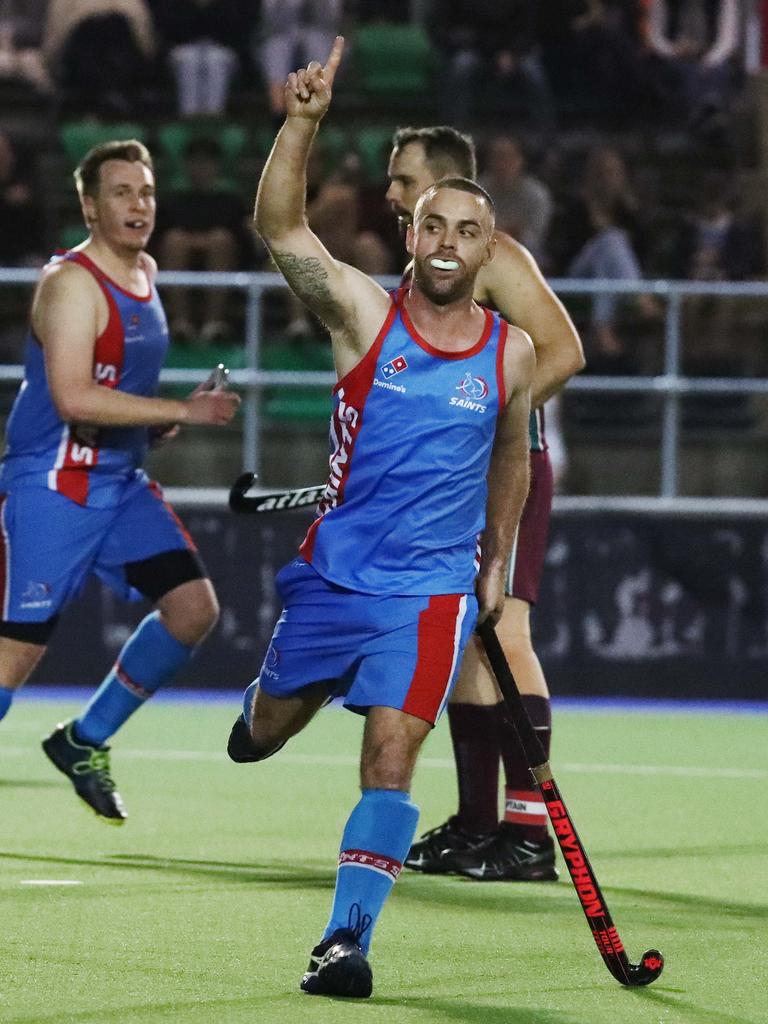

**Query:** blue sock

left=75, top=612, right=194, bottom=745
left=323, top=788, right=419, bottom=955
left=0, top=686, right=13, bottom=722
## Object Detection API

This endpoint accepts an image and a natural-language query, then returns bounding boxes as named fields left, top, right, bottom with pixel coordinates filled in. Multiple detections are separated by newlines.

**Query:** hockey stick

left=228, top=472, right=326, bottom=514
left=477, top=620, right=664, bottom=988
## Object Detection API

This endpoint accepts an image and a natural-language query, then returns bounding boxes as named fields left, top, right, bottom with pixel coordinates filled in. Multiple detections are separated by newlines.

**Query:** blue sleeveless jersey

left=400, top=264, right=545, bottom=452
left=300, top=289, right=510, bottom=595
left=0, top=251, right=169, bottom=507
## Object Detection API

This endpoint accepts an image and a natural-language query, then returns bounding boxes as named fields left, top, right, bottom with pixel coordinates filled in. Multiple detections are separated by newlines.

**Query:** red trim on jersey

left=398, top=288, right=494, bottom=360
left=148, top=480, right=197, bottom=551
left=93, top=284, right=125, bottom=390
left=402, top=594, right=463, bottom=722
left=495, top=318, right=508, bottom=410
left=50, top=261, right=130, bottom=505
left=0, top=494, right=8, bottom=619
left=67, top=251, right=152, bottom=302
left=331, top=298, right=397, bottom=396
left=301, top=298, right=397, bottom=562
left=55, top=450, right=91, bottom=505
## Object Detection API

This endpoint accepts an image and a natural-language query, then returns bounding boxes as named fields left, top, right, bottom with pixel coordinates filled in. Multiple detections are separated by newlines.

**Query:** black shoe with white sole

left=404, top=816, right=492, bottom=874
left=443, top=823, right=558, bottom=881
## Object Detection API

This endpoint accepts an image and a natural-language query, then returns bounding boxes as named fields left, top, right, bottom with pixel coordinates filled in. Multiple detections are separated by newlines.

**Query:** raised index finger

left=323, top=35, right=345, bottom=86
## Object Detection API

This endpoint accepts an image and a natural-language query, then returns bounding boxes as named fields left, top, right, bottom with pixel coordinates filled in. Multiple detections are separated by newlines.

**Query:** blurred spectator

left=552, top=143, right=645, bottom=269
left=42, top=0, right=155, bottom=117
left=427, top=0, right=556, bottom=133
left=537, top=1, right=645, bottom=121
left=478, top=134, right=553, bottom=265
left=156, top=135, right=254, bottom=344
left=673, top=170, right=764, bottom=388
left=150, top=0, right=252, bottom=117
left=642, top=0, right=742, bottom=135
left=308, top=150, right=392, bottom=274
left=0, top=130, right=45, bottom=267
left=675, top=172, right=764, bottom=281
left=0, top=0, right=52, bottom=94
left=255, top=0, right=341, bottom=127
left=557, top=145, right=659, bottom=364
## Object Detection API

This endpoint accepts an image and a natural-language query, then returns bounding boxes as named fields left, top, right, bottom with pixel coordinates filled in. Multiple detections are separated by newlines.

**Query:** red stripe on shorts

left=402, top=594, right=463, bottom=723
left=148, top=480, right=197, bottom=551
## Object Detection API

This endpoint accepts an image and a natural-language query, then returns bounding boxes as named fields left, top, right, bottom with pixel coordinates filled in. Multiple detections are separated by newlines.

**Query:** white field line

left=19, top=880, right=82, bottom=886
left=1, top=745, right=765, bottom=779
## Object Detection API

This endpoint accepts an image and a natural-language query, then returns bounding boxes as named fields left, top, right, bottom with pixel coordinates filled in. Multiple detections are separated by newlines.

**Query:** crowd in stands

left=0, top=2, right=752, bottom=127
left=0, top=1, right=764, bottom=367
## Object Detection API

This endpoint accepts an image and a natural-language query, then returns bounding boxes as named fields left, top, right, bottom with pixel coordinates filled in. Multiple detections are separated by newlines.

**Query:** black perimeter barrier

left=30, top=508, right=768, bottom=700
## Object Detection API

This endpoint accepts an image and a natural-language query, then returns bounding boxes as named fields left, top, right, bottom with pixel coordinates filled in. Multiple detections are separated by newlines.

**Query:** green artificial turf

left=1, top=697, right=765, bottom=1024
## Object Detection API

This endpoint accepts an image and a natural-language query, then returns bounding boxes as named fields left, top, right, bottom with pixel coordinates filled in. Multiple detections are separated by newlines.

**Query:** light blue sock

left=75, top=612, right=194, bottom=745
left=0, top=686, right=13, bottom=722
left=323, top=788, right=419, bottom=955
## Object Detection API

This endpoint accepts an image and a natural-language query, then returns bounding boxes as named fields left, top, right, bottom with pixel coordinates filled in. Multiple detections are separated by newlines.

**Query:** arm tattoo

left=272, top=250, right=334, bottom=307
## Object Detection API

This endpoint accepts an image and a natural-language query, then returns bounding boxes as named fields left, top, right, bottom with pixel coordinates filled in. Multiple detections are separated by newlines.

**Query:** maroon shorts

left=504, top=449, right=553, bottom=605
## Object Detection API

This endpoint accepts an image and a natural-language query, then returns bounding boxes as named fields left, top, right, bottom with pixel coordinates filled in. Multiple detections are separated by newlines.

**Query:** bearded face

left=407, top=187, right=495, bottom=305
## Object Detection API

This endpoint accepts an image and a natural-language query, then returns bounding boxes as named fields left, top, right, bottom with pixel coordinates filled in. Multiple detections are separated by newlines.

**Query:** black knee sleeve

left=0, top=617, right=58, bottom=644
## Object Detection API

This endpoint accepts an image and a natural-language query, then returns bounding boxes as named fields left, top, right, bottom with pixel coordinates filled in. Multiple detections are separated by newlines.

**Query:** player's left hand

left=475, top=566, right=505, bottom=627
left=285, top=36, right=344, bottom=122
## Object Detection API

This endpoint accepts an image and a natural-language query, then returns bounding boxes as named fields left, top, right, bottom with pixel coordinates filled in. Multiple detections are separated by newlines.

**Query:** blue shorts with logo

left=255, top=558, right=478, bottom=726
left=0, top=474, right=196, bottom=623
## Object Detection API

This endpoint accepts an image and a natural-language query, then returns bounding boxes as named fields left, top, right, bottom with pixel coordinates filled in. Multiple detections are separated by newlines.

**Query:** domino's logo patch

left=381, top=355, right=408, bottom=378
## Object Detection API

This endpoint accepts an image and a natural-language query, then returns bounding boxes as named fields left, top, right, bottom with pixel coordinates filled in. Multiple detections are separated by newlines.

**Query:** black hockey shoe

left=404, top=816, right=494, bottom=874
left=443, top=823, right=558, bottom=881
left=300, top=903, right=373, bottom=999
left=42, top=720, right=127, bottom=823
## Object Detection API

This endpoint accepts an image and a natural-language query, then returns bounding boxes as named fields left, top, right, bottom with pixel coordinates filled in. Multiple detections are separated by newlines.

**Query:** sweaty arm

left=477, top=232, right=584, bottom=409
left=253, top=38, right=390, bottom=378
left=476, top=326, right=535, bottom=625
left=34, top=264, right=237, bottom=428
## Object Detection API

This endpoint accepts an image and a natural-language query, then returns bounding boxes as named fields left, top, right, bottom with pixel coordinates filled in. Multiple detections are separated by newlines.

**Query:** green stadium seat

left=355, top=126, right=396, bottom=183
left=59, top=121, right=147, bottom=164
left=156, top=121, right=248, bottom=189
left=262, top=340, right=333, bottom=422
left=163, top=343, right=246, bottom=398
left=58, top=224, right=88, bottom=250
left=350, top=23, right=435, bottom=96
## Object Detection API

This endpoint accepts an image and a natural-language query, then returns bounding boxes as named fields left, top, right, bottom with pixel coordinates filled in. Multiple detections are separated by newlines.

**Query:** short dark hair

left=418, top=176, right=495, bottom=220
left=391, top=126, right=477, bottom=180
left=74, top=139, right=154, bottom=197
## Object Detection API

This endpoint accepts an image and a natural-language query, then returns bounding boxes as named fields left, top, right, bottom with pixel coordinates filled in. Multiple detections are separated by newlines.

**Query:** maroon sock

left=497, top=696, right=552, bottom=842
left=447, top=703, right=501, bottom=835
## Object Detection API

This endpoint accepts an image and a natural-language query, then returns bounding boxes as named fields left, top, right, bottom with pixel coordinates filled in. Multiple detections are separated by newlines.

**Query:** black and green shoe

left=42, top=720, right=127, bottom=824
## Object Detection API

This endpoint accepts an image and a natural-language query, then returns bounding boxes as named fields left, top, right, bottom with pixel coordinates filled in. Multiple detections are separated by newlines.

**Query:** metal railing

left=2, top=268, right=767, bottom=511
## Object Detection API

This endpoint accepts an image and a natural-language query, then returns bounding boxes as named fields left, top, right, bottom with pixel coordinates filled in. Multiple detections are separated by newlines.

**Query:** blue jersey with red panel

left=0, top=251, right=169, bottom=508
left=401, top=265, right=546, bottom=453
left=300, top=288, right=510, bottom=596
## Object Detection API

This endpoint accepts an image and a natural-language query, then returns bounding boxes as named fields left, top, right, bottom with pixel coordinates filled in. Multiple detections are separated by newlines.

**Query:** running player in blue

left=0, top=139, right=240, bottom=822
left=385, top=129, right=585, bottom=881
left=227, top=38, right=534, bottom=998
